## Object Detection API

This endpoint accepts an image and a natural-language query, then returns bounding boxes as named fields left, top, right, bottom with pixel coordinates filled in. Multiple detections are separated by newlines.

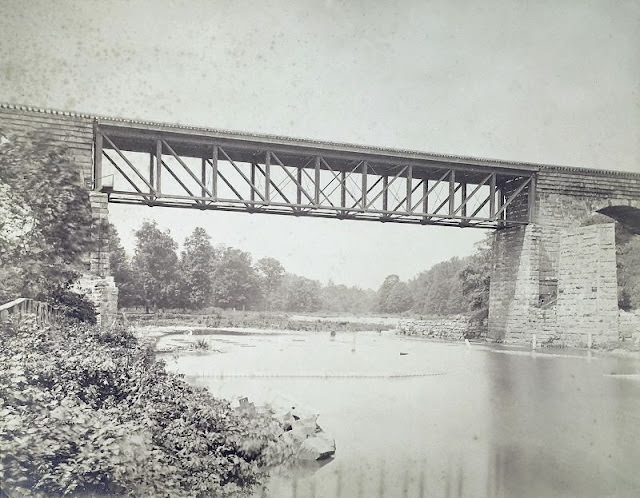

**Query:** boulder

left=290, top=417, right=319, bottom=441
left=298, top=433, right=336, bottom=461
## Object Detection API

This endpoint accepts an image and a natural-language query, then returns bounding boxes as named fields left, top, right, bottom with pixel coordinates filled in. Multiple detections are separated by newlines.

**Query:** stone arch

left=595, top=201, right=640, bottom=235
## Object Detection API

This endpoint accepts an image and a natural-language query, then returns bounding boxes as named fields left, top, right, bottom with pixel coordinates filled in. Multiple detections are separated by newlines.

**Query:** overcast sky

left=1, top=0, right=638, bottom=288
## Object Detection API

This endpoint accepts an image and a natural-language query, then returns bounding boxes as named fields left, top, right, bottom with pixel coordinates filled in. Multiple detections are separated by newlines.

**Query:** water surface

left=159, top=330, right=640, bottom=498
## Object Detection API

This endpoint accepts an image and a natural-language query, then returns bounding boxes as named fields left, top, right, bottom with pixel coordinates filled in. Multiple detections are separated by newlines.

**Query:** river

left=158, top=329, right=640, bottom=498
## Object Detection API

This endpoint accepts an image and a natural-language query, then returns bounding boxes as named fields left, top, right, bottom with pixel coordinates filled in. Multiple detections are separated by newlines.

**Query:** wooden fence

left=0, top=298, right=58, bottom=325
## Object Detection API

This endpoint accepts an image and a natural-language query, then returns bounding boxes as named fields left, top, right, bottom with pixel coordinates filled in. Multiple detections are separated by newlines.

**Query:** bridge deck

left=95, top=119, right=537, bottom=228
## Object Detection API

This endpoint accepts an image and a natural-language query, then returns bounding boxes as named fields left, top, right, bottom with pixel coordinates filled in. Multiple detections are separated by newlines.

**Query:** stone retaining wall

left=619, top=310, right=640, bottom=344
left=397, top=315, right=481, bottom=340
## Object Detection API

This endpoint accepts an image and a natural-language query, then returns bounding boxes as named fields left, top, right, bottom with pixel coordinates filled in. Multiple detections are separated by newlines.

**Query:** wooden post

left=461, top=182, right=467, bottom=217
left=265, top=151, right=271, bottom=202
left=422, top=179, right=429, bottom=215
left=250, top=163, right=256, bottom=205
left=361, top=161, right=368, bottom=208
left=149, top=153, right=155, bottom=194
left=489, top=173, right=496, bottom=218
left=201, top=158, right=207, bottom=199
left=155, top=139, right=162, bottom=194
left=406, top=165, right=413, bottom=212
left=497, top=185, right=504, bottom=226
left=94, top=130, right=103, bottom=190
left=212, top=144, right=218, bottom=201
left=314, top=156, right=321, bottom=205
left=527, top=174, right=537, bottom=223
left=448, top=170, right=456, bottom=216
left=382, top=176, right=388, bottom=211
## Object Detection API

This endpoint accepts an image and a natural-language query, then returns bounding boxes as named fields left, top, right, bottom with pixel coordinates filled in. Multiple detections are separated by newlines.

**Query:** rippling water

left=159, top=330, right=640, bottom=498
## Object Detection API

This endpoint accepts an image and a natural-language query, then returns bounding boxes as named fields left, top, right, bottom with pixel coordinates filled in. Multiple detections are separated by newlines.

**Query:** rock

left=298, top=433, right=336, bottom=461
left=290, top=417, right=319, bottom=441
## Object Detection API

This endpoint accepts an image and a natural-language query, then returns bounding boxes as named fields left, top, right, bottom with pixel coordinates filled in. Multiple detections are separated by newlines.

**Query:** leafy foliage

left=0, top=318, right=289, bottom=497
left=131, top=221, right=180, bottom=312
left=211, top=247, right=259, bottom=309
left=107, top=223, right=137, bottom=309
left=408, top=258, right=467, bottom=315
left=459, top=235, right=493, bottom=322
left=0, top=129, right=94, bottom=304
left=376, top=275, right=413, bottom=313
left=179, top=227, right=217, bottom=310
left=320, top=281, right=376, bottom=313
left=255, top=257, right=285, bottom=311
left=275, top=274, right=323, bottom=312
left=49, top=284, right=97, bottom=324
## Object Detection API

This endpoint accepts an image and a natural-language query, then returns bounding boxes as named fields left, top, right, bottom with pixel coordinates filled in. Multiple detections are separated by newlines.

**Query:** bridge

left=1, top=104, right=639, bottom=345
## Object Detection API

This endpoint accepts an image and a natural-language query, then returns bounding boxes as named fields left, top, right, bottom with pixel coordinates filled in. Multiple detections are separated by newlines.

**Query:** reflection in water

left=159, top=330, right=640, bottom=497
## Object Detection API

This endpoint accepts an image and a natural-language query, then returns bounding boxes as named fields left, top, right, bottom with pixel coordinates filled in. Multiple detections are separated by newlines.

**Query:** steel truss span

left=94, top=122, right=537, bottom=229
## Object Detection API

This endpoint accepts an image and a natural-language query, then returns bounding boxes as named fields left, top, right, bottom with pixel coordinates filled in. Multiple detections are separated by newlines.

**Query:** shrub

left=0, top=318, right=288, bottom=496
left=49, top=285, right=97, bottom=324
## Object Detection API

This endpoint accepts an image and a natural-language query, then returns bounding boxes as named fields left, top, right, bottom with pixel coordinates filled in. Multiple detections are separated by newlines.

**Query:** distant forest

left=109, top=221, right=640, bottom=318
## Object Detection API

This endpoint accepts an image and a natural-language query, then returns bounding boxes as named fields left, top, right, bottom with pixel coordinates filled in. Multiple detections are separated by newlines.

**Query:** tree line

left=375, top=235, right=492, bottom=321
left=109, top=222, right=376, bottom=313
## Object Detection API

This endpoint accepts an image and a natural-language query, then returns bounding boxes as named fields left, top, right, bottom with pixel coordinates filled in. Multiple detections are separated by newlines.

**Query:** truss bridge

left=94, top=120, right=537, bottom=229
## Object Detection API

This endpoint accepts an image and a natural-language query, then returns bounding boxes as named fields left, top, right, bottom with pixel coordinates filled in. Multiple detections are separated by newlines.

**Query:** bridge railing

left=0, top=298, right=59, bottom=325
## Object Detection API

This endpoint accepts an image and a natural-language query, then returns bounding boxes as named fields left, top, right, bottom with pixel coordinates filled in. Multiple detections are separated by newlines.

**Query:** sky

left=1, top=0, right=638, bottom=289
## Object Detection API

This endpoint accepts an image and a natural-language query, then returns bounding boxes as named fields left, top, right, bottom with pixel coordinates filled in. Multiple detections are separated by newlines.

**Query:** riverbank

left=0, top=317, right=294, bottom=497
left=128, top=308, right=640, bottom=357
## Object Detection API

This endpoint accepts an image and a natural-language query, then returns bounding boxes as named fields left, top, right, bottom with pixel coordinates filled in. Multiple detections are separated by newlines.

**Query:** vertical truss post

left=149, top=153, right=155, bottom=194
left=265, top=151, right=271, bottom=202
left=211, top=144, right=218, bottom=201
left=340, top=171, right=346, bottom=209
left=461, top=182, right=467, bottom=217
left=314, top=156, right=320, bottom=206
left=250, top=163, right=256, bottom=205
left=422, top=179, right=429, bottom=215
left=201, top=158, right=207, bottom=199
left=448, top=170, right=456, bottom=216
left=297, top=167, right=302, bottom=205
left=406, top=165, right=413, bottom=212
left=489, top=173, right=496, bottom=218
left=94, top=129, right=103, bottom=190
left=155, top=139, right=162, bottom=194
left=361, top=161, right=368, bottom=208
left=527, top=174, right=536, bottom=222
left=382, top=176, right=388, bottom=211
left=497, top=185, right=504, bottom=227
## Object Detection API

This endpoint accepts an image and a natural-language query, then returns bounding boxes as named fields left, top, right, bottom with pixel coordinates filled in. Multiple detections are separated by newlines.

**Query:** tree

left=255, top=257, right=285, bottom=310
left=409, top=258, right=466, bottom=315
left=376, top=274, right=412, bottom=313
left=131, top=221, right=179, bottom=313
left=386, top=281, right=414, bottom=313
left=276, top=274, right=322, bottom=312
left=179, top=227, right=216, bottom=310
left=106, top=224, right=137, bottom=308
left=376, top=274, right=400, bottom=312
left=320, top=281, right=376, bottom=313
left=211, top=248, right=258, bottom=309
left=0, top=128, right=95, bottom=316
left=459, top=235, right=493, bottom=321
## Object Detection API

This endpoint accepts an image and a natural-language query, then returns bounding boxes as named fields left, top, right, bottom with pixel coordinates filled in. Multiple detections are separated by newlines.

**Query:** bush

left=0, top=318, right=288, bottom=497
left=49, top=285, right=97, bottom=324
